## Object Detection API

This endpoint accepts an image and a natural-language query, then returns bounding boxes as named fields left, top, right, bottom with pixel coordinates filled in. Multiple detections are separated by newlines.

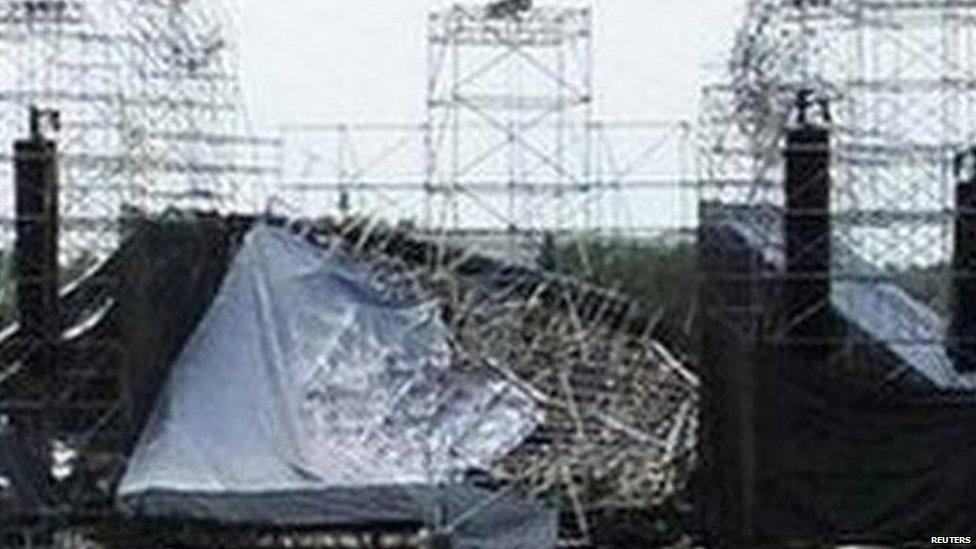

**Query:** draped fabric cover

left=117, top=225, right=555, bottom=548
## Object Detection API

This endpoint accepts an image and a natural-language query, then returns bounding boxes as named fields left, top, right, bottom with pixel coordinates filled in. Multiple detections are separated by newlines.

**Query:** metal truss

left=0, top=1, right=276, bottom=543
left=705, top=0, right=976, bottom=267
left=275, top=3, right=695, bottom=251
left=699, top=0, right=976, bottom=376
left=426, top=3, right=594, bottom=236
left=0, top=0, right=276, bottom=260
left=276, top=120, right=694, bottom=240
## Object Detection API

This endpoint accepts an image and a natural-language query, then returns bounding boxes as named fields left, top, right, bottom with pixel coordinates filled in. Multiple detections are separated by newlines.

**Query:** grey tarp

left=117, top=225, right=556, bottom=548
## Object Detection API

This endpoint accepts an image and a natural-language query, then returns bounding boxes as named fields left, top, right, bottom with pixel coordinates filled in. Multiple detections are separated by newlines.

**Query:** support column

left=13, top=107, right=60, bottom=372
left=951, top=147, right=976, bottom=373
left=784, top=92, right=832, bottom=343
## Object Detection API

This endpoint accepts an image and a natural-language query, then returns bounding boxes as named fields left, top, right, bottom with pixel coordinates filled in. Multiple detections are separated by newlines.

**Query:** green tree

left=553, top=235, right=698, bottom=332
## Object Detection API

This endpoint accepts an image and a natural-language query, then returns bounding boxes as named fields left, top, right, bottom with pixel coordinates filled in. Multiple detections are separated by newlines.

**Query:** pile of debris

left=0, top=214, right=699, bottom=548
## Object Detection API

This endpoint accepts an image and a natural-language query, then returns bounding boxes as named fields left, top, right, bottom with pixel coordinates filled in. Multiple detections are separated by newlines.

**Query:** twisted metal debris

left=316, top=219, right=700, bottom=545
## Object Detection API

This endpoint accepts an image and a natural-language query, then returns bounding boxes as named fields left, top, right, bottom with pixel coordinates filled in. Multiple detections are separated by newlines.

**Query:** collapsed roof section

left=701, top=202, right=976, bottom=391
left=107, top=216, right=697, bottom=539
left=116, top=224, right=555, bottom=547
left=0, top=211, right=698, bottom=546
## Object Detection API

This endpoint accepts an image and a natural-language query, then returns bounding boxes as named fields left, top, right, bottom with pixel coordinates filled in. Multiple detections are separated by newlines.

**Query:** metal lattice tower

left=701, top=0, right=976, bottom=294
left=0, top=0, right=264, bottom=264
left=698, top=0, right=976, bottom=384
left=0, top=1, right=273, bottom=540
left=425, top=3, right=594, bottom=234
left=276, top=3, right=695, bottom=256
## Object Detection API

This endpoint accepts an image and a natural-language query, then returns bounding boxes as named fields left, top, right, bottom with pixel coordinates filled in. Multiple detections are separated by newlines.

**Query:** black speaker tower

left=13, top=106, right=61, bottom=372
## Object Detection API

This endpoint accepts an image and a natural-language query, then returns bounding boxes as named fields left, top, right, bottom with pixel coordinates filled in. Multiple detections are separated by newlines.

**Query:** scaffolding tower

left=701, top=0, right=976, bottom=326
left=0, top=0, right=272, bottom=262
left=0, top=2, right=274, bottom=545
left=277, top=2, right=695, bottom=257
left=703, top=0, right=976, bottom=266
left=425, top=3, right=594, bottom=234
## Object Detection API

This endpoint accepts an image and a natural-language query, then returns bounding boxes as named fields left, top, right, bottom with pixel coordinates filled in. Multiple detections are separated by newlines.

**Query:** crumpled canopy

left=116, top=225, right=554, bottom=548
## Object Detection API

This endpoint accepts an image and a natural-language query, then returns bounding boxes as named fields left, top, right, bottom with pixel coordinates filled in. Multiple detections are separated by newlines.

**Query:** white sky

left=235, top=1, right=746, bottom=131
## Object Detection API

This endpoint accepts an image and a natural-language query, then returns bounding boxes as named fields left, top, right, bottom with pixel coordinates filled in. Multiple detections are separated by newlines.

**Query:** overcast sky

left=235, top=1, right=746, bottom=131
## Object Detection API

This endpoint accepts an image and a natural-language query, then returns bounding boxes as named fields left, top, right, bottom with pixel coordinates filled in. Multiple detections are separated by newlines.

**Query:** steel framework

left=0, top=0, right=273, bottom=260
left=699, top=0, right=976, bottom=355
left=269, top=7, right=701, bottom=546
left=277, top=121, right=694, bottom=237
left=702, top=0, right=976, bottom=266
left=0, top=2, right=276, bottom=546
left=426, top=3, right=595, bottom=233
left=275, top=3, right=696, bottom=252
left=0, top=3, right=701, bottom=548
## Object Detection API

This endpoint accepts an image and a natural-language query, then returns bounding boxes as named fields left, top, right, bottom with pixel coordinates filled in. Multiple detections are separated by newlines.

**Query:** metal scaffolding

left=268, top=6, right=702, bottom=546
left=0, top=3, right=701, bottom=548
left=277, top=121, right=694, bottom=237
left=276, top=2, right=696, bottom=253
left=703, top=0, right=976, bottom=265
left=697, top=3, right=976, bottom=542
left=0, top=0, right=273, bottom=260
left=0, top=2, right=275, bottom=546
left=425, top=3, right=595, bottom=233
left=699, top=0, right=976, bottom=349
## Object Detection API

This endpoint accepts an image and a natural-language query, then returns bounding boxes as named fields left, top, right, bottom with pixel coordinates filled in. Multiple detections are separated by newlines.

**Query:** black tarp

left=0, top=212, right=238, bottom=521
left=0, top=424, right=49, bottom=522
left=753, top=353, right=976, bottom=543
left=113, top=214, right=239, bottom=438
left=698, top=203, right=976, bottom=546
